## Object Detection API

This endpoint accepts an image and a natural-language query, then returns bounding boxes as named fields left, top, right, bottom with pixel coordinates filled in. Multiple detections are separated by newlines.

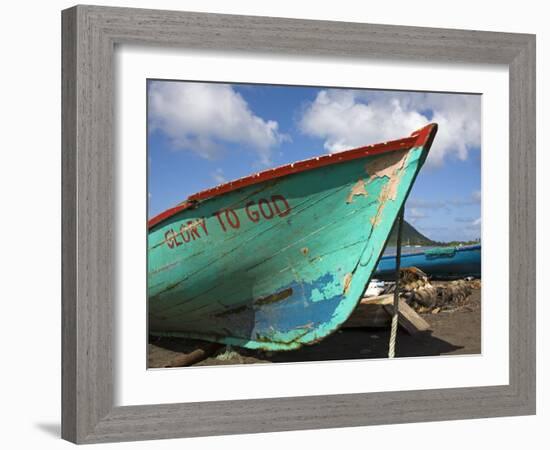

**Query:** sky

left=147, top=80, right=481, bottom=243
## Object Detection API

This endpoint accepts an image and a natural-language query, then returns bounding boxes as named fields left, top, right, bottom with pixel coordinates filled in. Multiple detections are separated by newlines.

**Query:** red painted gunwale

left=148, top=123, right=437, bottom=229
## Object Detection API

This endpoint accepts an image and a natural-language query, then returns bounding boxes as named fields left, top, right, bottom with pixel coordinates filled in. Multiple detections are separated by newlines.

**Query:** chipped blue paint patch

left=252, top=273, right=343, bottom=343
left=309, top=273, right=343, bottom=303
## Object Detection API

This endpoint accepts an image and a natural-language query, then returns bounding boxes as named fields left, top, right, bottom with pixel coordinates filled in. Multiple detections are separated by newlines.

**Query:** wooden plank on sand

left=344, top=294, right=430, bottom=334
left=163, top=342, right=223, bottom=368
left=344, top=294, right=393, bottom=328
left=383, top=299, right=431, bottom=335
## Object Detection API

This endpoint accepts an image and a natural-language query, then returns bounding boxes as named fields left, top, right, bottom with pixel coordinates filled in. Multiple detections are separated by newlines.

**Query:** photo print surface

left=147, top=80, right=481, bottom=368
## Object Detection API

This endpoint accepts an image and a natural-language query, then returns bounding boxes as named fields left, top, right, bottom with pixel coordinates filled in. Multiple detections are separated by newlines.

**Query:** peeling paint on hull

left=148, top=124, right=438, bottom=350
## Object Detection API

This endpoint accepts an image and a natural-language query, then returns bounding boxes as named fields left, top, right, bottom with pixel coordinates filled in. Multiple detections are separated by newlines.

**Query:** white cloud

left=406, top=207, right=428, bottom=225
left=408, top=208, right=426, bottom=220
left=211, top=168, right=227, bottom=184
left=449, top=190, right=482, bottom=206
left=456, top=216, right=481, bottom=230
left=407, top=198, right=449, bottom=211
left=299, top=89, right=480, bottom=167
left=149, top=81, right=286, bottom=165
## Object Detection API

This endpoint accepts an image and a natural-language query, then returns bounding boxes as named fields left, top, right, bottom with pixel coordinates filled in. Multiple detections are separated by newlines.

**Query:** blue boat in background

left=375, top=244, right=481, bottom=280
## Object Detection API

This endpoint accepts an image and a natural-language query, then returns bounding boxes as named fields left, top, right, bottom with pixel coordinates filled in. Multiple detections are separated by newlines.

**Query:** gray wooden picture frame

left=61, top=5, right=536, bottom=444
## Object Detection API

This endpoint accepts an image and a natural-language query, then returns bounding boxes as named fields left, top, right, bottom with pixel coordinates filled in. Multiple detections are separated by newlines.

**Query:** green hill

left=385, top=220, right=436, bottom=246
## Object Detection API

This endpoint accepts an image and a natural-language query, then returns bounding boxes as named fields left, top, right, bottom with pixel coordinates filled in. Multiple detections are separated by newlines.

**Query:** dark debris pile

left=381, top=267, right=481, bottom=314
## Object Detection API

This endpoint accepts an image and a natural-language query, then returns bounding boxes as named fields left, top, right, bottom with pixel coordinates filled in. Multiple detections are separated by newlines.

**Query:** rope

left=388, top=207, right=404, bottom=359
left=388, top=310, right=399, bottom=358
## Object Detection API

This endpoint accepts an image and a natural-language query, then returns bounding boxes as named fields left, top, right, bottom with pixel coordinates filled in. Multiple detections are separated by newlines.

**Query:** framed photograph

left=62, top=5, right=535, bottom=444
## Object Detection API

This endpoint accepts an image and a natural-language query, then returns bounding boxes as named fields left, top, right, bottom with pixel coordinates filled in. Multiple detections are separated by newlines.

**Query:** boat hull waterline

left=148, top=124, right=438, bottom=350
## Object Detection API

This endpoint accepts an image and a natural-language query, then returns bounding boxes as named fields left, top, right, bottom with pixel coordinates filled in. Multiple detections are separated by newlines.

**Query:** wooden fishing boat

left=148, top=123, right=438, bottom=350
left=375, top=244, right=481, bottom=280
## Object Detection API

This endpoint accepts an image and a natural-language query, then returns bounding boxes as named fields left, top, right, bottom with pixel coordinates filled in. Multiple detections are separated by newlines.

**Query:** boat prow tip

left=410, top=123, right=438, bottom=148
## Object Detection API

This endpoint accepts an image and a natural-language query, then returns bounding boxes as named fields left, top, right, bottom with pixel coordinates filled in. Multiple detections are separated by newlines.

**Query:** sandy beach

left=148, top=284, right=481, bottom=368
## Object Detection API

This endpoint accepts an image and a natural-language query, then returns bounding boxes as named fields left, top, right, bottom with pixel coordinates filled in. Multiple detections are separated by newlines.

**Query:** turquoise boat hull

left=375, top=244, right=481, bottom=279
left=148, top=124, right=438, bottom=350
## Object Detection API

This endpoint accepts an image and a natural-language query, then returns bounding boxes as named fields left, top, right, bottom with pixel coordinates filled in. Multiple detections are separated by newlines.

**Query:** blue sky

left=148, top=80, right=481, bottom=242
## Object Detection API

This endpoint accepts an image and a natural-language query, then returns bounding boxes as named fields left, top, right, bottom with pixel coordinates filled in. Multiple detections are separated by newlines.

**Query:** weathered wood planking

left=148, top=126, right=437, bottom=350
